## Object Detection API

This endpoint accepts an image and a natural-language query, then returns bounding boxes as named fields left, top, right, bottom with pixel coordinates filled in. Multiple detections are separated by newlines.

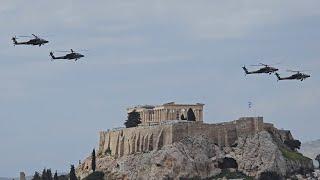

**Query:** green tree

left=83, top=171, right=104, bottom=180
left=92, top=148, right=96, bottom=172
left=41, top=168, right=48, bottom=180
left=46, top=169, right=53, bottom=180
left=124, top=110, right=141, bottom=128
left=53, top=171, right=58, bottom=180
left=187, top=108, right=196, bottom=121
left=284, top=139, right=301, bottom=150
left=57, top=175, right=68, bottom=180
left=32, top=171, right=41, bottom=180
left=69, top=165, right=77, bottom=180
left=259, top=171, right=281, bottom=180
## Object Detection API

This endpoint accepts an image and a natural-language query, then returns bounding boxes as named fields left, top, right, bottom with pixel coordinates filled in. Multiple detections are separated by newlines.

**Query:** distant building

left=20, top=172, right=26, bottom=180
left=127, top=102, right=204, bottom=125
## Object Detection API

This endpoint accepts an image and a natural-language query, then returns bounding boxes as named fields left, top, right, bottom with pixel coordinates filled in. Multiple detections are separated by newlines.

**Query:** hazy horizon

left=1, top=0, right=320, bottom=177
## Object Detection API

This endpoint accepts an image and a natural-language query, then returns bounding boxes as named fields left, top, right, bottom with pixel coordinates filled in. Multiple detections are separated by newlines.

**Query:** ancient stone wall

left=98, top=125, right=173, bottom=157
left=98, top=117, right=271, bottom=158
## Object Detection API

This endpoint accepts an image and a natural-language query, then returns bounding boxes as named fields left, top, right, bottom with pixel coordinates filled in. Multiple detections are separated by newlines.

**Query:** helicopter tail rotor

left=287, top=69, right=299, bottom=73
left=49, top=51, right=55, bottom=60
left=12, top=36, right=18, bottom=45
left=242, top=66, right=250, bottom=75
left=275, top=73, right=281, bottom=81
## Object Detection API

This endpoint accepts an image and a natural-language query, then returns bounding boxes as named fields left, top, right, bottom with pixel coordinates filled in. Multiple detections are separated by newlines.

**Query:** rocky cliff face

left=77, top=131, right=313, bottom=179
left=229, top=131, right=313, bottom=177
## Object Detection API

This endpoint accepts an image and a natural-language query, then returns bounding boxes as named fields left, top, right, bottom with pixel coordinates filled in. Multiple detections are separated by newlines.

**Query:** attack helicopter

left=50, top=49, right=85, bottom=61
left=242, top=63, right=279, bottom=75
left=275, top=70, right=310, bottom=81
left=12, top=34, right=49, bottom=46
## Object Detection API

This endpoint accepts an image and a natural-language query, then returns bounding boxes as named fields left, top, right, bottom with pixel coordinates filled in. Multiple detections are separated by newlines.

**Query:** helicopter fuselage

left=243, top=66, right=278, bottom=75
left=50, top=52, right=84, bottom=61
left=13, top=38, right=49, bottom=46
left=276, top=73, right=310, bottom=81
left=64, top=53, right=84, bottom=60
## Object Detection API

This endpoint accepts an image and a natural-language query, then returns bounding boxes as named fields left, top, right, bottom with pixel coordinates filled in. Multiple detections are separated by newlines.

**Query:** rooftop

left=127, top=102, right=204, bottom=110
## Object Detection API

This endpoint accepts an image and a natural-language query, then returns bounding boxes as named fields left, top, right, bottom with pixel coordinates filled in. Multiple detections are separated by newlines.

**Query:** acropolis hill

left=77, top=102, right=313, bottom=179
left=98, top=102, right=291, bottom=158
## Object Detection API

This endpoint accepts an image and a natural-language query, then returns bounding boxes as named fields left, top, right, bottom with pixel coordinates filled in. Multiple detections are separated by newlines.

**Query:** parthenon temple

left=127, top=102, right=204, bottom=125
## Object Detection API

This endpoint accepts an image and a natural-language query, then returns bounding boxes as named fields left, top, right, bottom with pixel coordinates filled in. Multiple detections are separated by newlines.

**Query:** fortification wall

left=98, top=117, right=268, bottom=158
left=98, top=125, right=173, bottom=158
left=171, top=117, right=263, bottom=147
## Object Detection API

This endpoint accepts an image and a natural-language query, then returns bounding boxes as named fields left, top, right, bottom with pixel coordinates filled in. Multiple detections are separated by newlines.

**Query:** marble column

left=157, top=110, right=160, bottom=122
left=156, top=110, right=158, bottom=122
left=195, top=110, right=199, bottom=121
left=165, top=109, right=168, bottom=120
left=162, top=109, right=165, bottom=121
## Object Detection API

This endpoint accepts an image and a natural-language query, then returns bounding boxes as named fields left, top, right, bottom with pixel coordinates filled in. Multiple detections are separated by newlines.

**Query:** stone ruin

left=98, top=117, right=293, bottom=158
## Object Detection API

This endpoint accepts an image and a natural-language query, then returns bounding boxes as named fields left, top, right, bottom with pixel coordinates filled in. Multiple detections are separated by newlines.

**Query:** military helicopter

left=12, top=34, right=49, bottom=46
left=242, top=63, right=279, bottom=75
left=275, top=70, right=310, bottom=81
left=50, top=49, right=85, bottom=61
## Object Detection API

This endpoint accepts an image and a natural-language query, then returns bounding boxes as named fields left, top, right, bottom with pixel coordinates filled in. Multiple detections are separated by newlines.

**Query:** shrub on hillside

left=259, top=171, right=282, bottom=180
left=284, top=139, right=301, bottom=151
left=83, top=171, right=105, bottom=180
left=212, top=169, right=253, bottom=180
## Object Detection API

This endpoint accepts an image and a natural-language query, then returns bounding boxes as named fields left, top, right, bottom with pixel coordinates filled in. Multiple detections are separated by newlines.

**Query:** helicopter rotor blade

left=250, top=62, right=281, bottom=67
left=54, top=49, right=88, bottom=53
left=17, top=35, right=32, bottom=38
left=55, top=49, right=88, bottom=52
left=16, top=34, right=52, bottom=38
left=287, top=69, right=310, bottom=73
left=249, top=63, right=268, bottom=67
left=267, top=62, right=282, bottom=66
left=55, top=50, right=70, bottom=53
left=287, top=70, right=298, bottom=73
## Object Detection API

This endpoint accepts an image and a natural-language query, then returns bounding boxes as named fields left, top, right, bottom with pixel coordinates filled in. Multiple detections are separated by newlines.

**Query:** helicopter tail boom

left=49, top=52, right=66, bottom=60
left=11, top=37, right=28, bottom=45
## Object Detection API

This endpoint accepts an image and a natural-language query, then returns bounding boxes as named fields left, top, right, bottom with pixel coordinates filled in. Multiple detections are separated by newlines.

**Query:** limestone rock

left=77, top=131, right=313, bottom=179
left=229, top=131, right=286, bottom=177
left=78, top=135, right=222, bottom=179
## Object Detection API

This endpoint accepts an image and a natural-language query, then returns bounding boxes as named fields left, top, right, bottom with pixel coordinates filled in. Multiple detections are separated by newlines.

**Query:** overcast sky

left=1, top=0, right=320, bottom=177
